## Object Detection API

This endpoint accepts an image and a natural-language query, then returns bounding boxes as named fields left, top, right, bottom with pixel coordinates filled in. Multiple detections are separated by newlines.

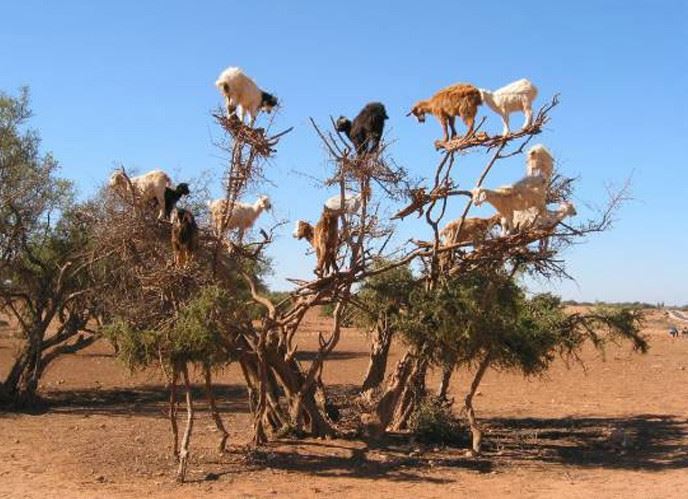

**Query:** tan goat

left=293, top=210, right=339, bottom=276
left=407, top=83, right=482, bottom=141
left=440, top=214, right=501, bottom=246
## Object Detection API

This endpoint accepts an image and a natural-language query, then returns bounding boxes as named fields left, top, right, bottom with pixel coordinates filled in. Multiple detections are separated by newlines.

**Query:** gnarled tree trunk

left=361, top=317, right=394, bottom=394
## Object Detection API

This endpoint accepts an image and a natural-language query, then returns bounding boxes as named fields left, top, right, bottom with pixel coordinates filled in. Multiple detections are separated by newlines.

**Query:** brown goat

left=293, top=210, right=339, bottom=276
left=408, top=83, right=482, bottom=141
left=171, top=208, right=198, bottom=267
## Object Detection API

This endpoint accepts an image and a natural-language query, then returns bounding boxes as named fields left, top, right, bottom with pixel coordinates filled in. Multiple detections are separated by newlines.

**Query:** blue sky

left=2, top=1, right=686, bottom=304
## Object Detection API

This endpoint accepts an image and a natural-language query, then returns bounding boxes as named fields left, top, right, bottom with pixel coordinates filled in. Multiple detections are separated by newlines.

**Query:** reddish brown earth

left=1, top=309, right=687, bottom=498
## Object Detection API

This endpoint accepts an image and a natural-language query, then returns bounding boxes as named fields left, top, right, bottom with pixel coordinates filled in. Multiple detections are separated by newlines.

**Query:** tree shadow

left=2, top=384, right=250, bottom=417
left=232, top=445, right=465, bottom=483
left=294, top=350, right=368, bottom=362
left=485, top=414, right=688, bottom=471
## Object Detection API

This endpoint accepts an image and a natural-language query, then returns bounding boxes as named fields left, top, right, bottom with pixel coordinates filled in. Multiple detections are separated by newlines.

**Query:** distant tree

left=0, top=89, right=99, bottom=407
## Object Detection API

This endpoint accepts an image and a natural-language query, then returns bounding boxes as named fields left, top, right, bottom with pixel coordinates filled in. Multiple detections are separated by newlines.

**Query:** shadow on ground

left=294, top=350, right=368, bottom=362
left=0, top=383, right=250, bottom=417
left=484, top=414, right=688, bottom=471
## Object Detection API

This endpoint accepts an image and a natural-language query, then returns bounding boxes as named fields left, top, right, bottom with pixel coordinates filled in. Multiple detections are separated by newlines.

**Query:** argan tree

left=0, top=89, right=100, bottom=407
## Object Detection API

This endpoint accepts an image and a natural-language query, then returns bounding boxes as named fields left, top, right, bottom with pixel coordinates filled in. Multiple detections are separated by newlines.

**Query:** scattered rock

left=204, top=472, right=220, bottom=481
left=95, top=475, right=106, bottom=483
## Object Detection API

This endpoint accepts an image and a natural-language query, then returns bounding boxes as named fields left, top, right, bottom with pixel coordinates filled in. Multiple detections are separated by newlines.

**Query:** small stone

left=96, top=475, right=106, bottom=483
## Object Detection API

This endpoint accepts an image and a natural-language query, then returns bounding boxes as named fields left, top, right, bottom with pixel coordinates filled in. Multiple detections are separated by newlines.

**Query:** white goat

left=108, top=169, right=172, bottom=220
left=214, top=67, right=278, bottom=125
left=514, top=201, right=576, bottom=232
left=526, top=144, right=554, bottom=181
left=479, top=79, right=538, bottom=135
left=472, top=176, right=547, bottom=235
left=324, top=192, right=362, bottom=214
left=208, top=195, right=271, bottom=241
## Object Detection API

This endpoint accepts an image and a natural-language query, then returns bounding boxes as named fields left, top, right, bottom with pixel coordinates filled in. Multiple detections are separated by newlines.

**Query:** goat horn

left=405, top=111, right=413, bottom=117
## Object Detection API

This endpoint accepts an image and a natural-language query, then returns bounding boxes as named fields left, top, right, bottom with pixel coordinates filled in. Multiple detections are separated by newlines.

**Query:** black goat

left=163, top=183, right=190, bottom=220
left=335, top=102, right=388, bottom=156
left=171, top=207, right=198, bottom=267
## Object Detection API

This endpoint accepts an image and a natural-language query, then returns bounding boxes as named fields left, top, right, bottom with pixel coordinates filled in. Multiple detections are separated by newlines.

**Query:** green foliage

left=0, top=88, right=73, bottom=273
left=103, top=320, right=160, bottom=371
left=105, top=285, right=250, bottom=370
left=396, top=270, right=647, bottom=377
left=170, top=285, right=243, bottom=364
left=408, top=397, right=465, bottom=446
left=353, top=259, right=417, bottom=328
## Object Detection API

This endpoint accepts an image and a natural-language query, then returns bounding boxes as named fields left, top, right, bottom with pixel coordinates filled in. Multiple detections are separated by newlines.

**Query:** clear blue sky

left=2, top=1, right=686, bottom=304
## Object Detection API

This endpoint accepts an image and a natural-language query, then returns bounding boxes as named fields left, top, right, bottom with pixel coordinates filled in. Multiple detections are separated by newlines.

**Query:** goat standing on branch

left=293, top=209, right=339, bottom=277
left=472, top=176, right=547, bottom=236
left=336, top=102, right=389, bottom=156
left=171, top=208, right=198, bottom=267
left=108, top=169, right=172, bottom=220
left=215, top=67, right=278, bottom=125
left=163, top=183, right=190, bottom=220
left=408, top=83, right=482, bottom=141
left=514, top=200, right=577, bottom=236
left=440, top=214, right=501, bottom=247
left=208, top=195, right=272, bottom=242
left=479, top=78, right=538, bottom=135
left=323, top=191, right=362, bottom=215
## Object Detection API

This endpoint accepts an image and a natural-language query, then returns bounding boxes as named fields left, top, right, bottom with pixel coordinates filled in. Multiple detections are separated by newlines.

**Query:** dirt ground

left=1, top=308, right=687, bottom=498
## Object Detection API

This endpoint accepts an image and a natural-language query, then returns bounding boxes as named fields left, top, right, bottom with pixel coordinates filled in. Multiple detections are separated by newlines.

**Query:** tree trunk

left=1, top=323, right=48, bottom=407
left=361, top=318, right=393, bottom=393
left=1, top=313, right=91, bottom=408
left=438, top=363, right=453, bottom=401
left=390, top=355, right=428, bottom=431
left=168, top=365, right=180, bottom=457
left=370, top=351, right=415, bottom=434
left=464, top=352, right=491, bottom=456
left=203, top=365, right=229, bottom=452
left=176, top=364, right=194, bottom=482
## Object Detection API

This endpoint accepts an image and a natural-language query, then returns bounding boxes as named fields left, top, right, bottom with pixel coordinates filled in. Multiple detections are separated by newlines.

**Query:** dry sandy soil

left=1, top=308, right=687, bottom=498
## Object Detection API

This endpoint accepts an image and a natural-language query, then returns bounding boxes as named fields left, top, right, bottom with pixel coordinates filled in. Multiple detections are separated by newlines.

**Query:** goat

left=407, top=83, right=482, bottom=141
left=208, top=195, right=271, bottom=241
left=171, top=208, right=198, bottom=267
left=109, top=169, right=172, bottom=220
left=324, top=192, right=362, bottom=214
left=293, top=210, right=339, bottom=277
left=335, top=102, right=388, bottom=156
left=478, top=79, right=538, bottom=135
left=526, top=144, right=554, bottom=181
left=440, top=214, right=501, bottom=247
left=472, top=176, right=547, bottom=235
left=514, top=200, right=577, bottom=232
left=163, top=183, right=190, bottom=220
left=215, top=67, right=278, bottom=125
